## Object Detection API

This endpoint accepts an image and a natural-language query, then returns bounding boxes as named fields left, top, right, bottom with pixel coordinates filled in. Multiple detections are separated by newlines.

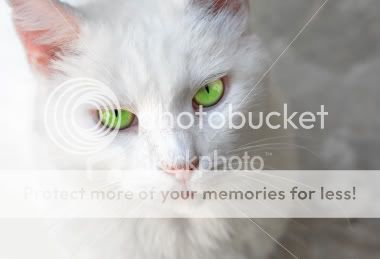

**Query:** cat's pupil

left=114, top=110, right=119, bottom=117
left=205, top=85, right=210, bottom=94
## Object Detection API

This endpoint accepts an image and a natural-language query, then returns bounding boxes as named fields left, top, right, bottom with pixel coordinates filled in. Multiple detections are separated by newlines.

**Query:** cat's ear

left=9, top=0, right=80, bottom=73
left=193, top=0, right=249, bottom=13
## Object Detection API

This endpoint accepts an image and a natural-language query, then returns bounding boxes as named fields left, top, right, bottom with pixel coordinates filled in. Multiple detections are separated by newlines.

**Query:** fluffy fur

left=10, top=0, right=296, bottom=258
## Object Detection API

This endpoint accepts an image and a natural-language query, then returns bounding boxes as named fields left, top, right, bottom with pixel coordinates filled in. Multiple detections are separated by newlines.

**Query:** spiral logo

left=44, top=78, right=120, bottom=155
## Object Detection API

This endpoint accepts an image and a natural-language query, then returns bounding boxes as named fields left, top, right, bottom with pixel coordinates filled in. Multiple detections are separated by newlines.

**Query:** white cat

left=7, top=0, right=296, bottom=258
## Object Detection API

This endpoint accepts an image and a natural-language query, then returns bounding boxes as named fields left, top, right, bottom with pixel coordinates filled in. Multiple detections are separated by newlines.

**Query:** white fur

left=10, top=0, right=297, bottom=258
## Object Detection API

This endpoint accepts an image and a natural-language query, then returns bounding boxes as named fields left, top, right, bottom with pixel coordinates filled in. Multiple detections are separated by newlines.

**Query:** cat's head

left=10, top=0, right=267, bottom=185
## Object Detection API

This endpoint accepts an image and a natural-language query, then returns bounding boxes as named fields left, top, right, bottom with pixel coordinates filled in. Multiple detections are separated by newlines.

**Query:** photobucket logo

left=201, top=151, right=265, bottom=171
left=141, top=104, right=328, bottom=131
left=180, top=150, right=265, bottom=171
left=44, top=78, right=119, bottom=155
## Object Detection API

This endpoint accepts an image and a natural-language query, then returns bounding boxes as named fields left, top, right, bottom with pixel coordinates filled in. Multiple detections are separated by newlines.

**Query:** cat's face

left=11, top=0, right=266, bottom=186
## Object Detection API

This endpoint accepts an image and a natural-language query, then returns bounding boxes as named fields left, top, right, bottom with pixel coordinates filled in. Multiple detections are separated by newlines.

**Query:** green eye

left=99, top=109, right=135, bottom=130
left=193, top=79, right=224, bottom=107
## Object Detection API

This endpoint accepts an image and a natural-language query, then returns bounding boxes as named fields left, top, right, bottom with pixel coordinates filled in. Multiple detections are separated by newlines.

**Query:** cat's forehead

left=67, top=0, right=248, bottom=107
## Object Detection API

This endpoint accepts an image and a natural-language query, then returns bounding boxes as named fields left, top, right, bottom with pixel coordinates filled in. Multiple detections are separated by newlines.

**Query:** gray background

left=254, top=0, right=380, bottom=171
left=253, top=0, right=380, bottom=258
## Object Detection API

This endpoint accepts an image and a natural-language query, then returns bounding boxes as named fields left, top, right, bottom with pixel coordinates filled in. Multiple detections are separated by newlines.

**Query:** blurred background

left=1, top=0, right=379, bottom=258
left=254, top=0, right=380, bottom=171
left=253, top=0, right=380, bottom=257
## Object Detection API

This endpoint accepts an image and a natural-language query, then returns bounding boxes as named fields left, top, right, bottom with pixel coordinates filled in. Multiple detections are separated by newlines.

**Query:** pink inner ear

left=18, top=29, right=61, bottom=72
left=11, top=0, right=79, bottom=73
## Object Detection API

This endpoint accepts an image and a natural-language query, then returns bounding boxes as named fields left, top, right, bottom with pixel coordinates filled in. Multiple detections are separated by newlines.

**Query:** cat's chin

left=128, top=200, right=231, bottom=219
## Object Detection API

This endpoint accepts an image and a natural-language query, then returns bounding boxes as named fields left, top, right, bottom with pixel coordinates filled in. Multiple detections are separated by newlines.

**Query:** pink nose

left=161, top=159, right=199, bottom=175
